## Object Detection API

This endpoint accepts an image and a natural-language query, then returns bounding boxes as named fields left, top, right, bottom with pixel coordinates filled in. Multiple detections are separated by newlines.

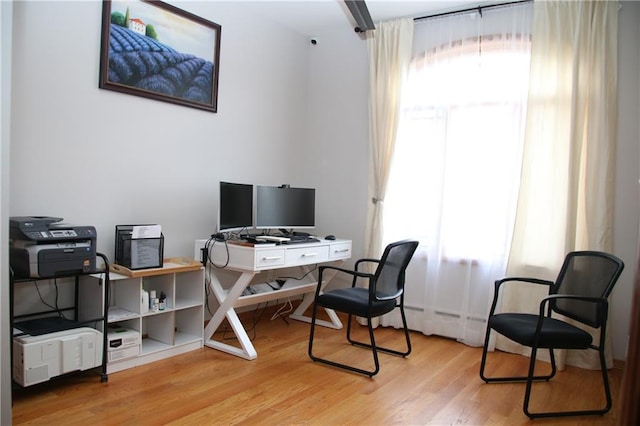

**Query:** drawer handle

left=262, top=256, right=283, bottom=261
left=334, top=249, right=350, bottom=253
left=301, top=253, right=318, bottom=257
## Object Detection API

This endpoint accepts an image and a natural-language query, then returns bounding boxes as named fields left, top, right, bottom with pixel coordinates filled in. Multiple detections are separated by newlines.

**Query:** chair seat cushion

left=489, top=313, right=593, bottom=349
left=317, top=287, right=396, bottom=318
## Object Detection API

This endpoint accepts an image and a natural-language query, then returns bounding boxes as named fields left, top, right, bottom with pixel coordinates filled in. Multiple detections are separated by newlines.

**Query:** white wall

left=302, top=26, right=370, bottom=259
left=9, top=0, right=313, bottom=259
left=1, top=0, right=13, bottom=422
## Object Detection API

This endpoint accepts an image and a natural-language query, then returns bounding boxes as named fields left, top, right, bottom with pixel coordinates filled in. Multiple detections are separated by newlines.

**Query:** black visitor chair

left=308, top=239, right=419, bottom=377
left=479, top=250, right=625, bottom=419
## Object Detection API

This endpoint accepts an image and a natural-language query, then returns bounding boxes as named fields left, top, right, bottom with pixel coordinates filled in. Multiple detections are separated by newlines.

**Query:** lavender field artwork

left=99, top=0, right=221, bottom=112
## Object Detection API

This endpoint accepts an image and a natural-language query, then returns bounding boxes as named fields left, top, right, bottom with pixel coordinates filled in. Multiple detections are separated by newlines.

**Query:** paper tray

left=110, top=257, right=202, bottom=277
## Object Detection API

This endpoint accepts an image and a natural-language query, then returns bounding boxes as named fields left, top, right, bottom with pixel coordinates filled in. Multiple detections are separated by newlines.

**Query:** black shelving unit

left=9, top=252, right=110, bottom=384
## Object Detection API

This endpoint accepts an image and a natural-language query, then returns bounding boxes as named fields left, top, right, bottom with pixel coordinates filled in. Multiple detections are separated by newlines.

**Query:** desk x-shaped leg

left=204, top=270, right=258, bottom=360
left=203, top=262, right=344, bottom=360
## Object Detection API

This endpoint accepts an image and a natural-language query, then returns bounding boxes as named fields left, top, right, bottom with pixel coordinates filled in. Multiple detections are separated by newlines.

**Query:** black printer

left=9, top=216, right=97, bottom=278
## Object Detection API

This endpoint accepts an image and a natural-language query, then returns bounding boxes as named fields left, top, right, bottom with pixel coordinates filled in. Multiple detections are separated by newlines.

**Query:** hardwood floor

left=12, top=307, right=624, bottom=425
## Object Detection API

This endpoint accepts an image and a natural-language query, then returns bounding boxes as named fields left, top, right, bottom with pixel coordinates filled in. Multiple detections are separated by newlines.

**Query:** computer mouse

left=325, top=235, right=336, bottom=240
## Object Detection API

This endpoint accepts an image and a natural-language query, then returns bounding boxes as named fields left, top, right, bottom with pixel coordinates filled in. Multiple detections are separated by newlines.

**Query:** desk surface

left=195, top=238, right=352, bottom=272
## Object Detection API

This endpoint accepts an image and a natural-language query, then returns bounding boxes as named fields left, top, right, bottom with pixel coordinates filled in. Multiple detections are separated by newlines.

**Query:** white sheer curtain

left=497, top=0, right=619, bottom=369
left=364, top=19, right=414, bottom=262
left=380, top=3, right=533, bottom=347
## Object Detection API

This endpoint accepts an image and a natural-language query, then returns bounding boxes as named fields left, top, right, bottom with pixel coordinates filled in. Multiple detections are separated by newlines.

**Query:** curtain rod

left=414, top=0, right=532, bottom=22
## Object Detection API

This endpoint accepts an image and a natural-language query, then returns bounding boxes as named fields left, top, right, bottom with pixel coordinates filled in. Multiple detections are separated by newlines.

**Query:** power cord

left=33, top=278, right=67, bottom=319
left=205, top=236, right=230, bottom=269
left=213, top=301, right=271, bottom=342
left=277, top=264, right=318, bottom=281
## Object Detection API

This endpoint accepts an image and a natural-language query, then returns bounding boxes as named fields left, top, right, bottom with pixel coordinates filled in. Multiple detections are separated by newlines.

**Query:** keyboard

left=284, top=237, right=321, bottom=244
left=241, top=235, right=320, bottom=244
left=255, top=235, right=290, bottom=243
left=240, top=236, right=275, bottom=244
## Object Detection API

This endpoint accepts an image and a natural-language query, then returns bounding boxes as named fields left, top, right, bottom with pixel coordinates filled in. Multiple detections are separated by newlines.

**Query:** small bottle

left=159, top=291, right=166, bottom=310
left=150, top=290, right=158, bottom=312
left=141, top=289, right=149, bottom=314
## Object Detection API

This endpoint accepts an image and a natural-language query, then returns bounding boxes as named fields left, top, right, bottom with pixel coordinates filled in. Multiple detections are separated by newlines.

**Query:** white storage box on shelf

left=106, top=324, right=140, bottom=362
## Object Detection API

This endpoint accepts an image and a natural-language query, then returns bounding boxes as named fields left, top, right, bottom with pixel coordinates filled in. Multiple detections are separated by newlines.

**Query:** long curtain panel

left=497, top=0, right=619, bottom=369
left=380, top=3, right=533, bottom=347
left=364, top=19, right=414, bottom=262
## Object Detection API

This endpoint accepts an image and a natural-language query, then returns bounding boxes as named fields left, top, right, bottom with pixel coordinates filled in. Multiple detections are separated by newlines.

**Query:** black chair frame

left=479, top=251, right=624, bottom=419
left=308, top=241, right=417, bottom=377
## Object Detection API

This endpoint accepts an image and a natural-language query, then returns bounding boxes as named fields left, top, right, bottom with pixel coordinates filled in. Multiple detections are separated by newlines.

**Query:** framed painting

left=99, top=0, right=221, bottom=112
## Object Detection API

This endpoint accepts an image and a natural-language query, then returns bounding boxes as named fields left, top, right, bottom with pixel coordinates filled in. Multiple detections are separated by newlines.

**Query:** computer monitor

left=218, top=182, right=254, bottom=232
left=255, top=185, right=316, bottom=230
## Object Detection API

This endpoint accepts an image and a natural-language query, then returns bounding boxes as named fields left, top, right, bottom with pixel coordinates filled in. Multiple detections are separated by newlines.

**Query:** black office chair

left=308, top=239, right=419, bottom=377
left=479, top=251, right=625, bottom=419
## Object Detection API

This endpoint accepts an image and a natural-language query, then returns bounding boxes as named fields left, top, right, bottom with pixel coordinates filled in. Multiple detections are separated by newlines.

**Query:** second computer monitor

left=255, top=185, right=315, bottom=230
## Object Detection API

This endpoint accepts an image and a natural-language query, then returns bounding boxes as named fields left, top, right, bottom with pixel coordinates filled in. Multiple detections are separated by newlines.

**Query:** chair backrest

left=551, top=251, right=624, bottom=328
left=373, top=240, right=419, bottom=301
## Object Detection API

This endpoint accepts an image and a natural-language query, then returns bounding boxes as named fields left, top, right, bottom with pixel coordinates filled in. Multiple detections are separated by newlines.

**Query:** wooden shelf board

left=110, top=258, right=202, bottom=277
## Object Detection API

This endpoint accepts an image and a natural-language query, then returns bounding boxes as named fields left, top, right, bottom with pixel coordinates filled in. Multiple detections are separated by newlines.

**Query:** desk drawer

left=285, top=245, right=329, bottom=266
left=330, top=242, right=352, bottom=260
left=255, top=248, right=286, bottom=268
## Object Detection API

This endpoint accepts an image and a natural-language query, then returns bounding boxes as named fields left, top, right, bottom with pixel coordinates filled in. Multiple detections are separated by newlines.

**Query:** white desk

left=194, top=238, right=352, bottom=360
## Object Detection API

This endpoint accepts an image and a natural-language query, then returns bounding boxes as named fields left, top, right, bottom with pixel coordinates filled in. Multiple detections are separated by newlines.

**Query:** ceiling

left=248, top=0, right=494, bottom=36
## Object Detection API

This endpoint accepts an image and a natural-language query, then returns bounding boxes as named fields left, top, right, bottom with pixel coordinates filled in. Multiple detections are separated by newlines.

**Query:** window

left=379, top=4, right=533, bottom=345
left=385, top=36, right=531, bottom=261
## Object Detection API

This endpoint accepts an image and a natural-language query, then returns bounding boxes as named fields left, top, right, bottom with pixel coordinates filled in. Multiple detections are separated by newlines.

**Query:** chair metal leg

left=309, top=304, right=413, bottom=377
left=523, top=345, right=611, bottom=419
left=308, top=305, right=380, bottom=377
left=480, top=327, right=556, bottom=383
left=365, top=315, right=381, bottom=376
left=523, top=345, right=541, bottom=418
left=307, top=296, right=320, bottom=360
left=399, top=303, right=413, bottom=356
left=347, top=306, right=412, bottom=357
left=599, top=345, right=613, bottom=414
left=479, top=324, right=493, bottom=382
left=481, top=329, right=612, bottom=419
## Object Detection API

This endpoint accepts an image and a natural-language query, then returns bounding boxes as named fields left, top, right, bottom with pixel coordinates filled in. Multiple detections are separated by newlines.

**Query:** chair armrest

left=318, top=265, right=373, bottom=278
left=354, top=258, right=381, bottom=272
left=316, top=265, right=375, bottom=297
left=542, top=294, right=607, bottom=304
left=488, top=277, right=554, bottom=317
left=495, top=276, right=554, bottom=289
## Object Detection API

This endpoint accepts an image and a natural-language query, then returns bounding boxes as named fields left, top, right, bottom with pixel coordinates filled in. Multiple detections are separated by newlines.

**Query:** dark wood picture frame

left=99, top=0, right=221, bottom=112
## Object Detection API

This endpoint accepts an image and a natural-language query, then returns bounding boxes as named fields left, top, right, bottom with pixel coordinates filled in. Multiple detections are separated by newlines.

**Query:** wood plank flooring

left=12, top=306, right=623, bottom=425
